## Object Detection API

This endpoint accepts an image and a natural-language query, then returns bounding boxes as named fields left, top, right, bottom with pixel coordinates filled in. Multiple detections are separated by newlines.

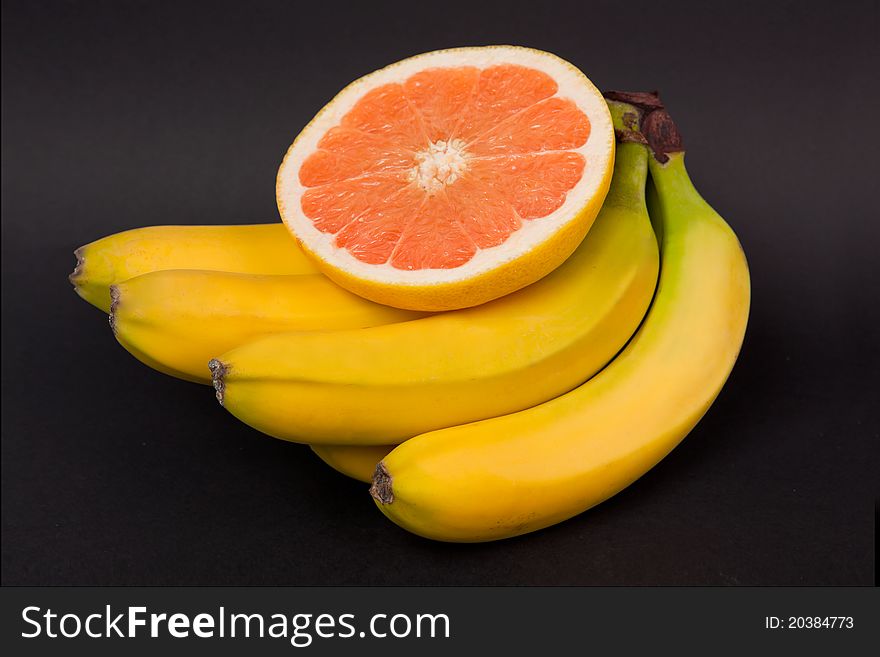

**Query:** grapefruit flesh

left=278, top=47, right=614, bottom=310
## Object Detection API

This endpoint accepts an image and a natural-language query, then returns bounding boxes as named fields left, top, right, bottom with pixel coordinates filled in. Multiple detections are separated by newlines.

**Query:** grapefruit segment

left=456, top=64, right=558, bottom=141
left=467, top=97, right=591, bottom=156
left=404, top=67, right=480, bottom=142
left=341, top=84, right=425, bottom=149
left=301, top=172, right=410, bottom=234
left=390, top=195, right=477, bottom=270
left=299, top=128, right=413, bottom=187
left=444, top=175, right=521, bottom=249
left=334, top=207, right=407, bottom=265
left=470, top=152, right=587, bottom=220
left=277, top=46, right=615, bottom=311
left=332, top=182, right=425, bottom=265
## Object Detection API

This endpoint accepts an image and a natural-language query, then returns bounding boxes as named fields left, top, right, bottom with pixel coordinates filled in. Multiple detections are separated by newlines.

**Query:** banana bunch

left=71, top=94, right=749, bottom=541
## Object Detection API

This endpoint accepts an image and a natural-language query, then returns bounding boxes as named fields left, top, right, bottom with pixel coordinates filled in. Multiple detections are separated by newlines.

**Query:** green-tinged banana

left=369, top=96, right=751, bottom=542
left=70, top=223, right=317, bottom=312
left=311, top=444, right=395, bottom=483
left=211, top=132, right=660, bottom=445
left=110, top=270, right=425, bottom=384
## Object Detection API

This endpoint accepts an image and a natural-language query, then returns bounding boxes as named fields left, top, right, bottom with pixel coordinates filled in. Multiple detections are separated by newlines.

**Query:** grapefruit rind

left=277, top=46, right=614, bottom=311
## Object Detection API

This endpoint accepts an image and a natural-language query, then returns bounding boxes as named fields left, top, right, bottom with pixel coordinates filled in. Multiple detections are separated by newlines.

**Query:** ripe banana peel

left=370, top=96, right=751, bottom=542
left=110, top=270, right=425, bottom=384
left=211, top=141, right=660, bottom=445
left=70, top=223, right=317, bottom=312
left=311, top=444, right=395, bottom=483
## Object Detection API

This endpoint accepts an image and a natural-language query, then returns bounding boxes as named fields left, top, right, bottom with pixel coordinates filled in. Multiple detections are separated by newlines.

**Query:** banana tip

left=68, top=248, right=84, bottom=285
left=108, top=285, right=120, bottom=334
left=369, top=462, right=393, bottom=505
left=208, top=359, right=227, bottom=405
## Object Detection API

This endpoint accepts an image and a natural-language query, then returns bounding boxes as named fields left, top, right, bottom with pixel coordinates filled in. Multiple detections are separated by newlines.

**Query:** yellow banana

left=110, top=270, right=426, bottom=384
left=70, top=223, right=317, bottom=312
left=211, top=134, right=660, bottom=445
left=311, top=444, right=395, bottom=483
left=370, top=98, right=751, bottom=542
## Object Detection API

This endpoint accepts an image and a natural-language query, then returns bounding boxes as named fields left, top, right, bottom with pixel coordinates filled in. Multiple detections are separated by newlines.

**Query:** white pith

left=410, top=139, right=469, bottom=193
left=276, top=46, right=614, bottom=286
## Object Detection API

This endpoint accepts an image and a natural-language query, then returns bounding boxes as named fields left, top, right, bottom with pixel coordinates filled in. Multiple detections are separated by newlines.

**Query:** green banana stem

left=603, top=142, right=648, bottom=211
left=603, top=99, right=649, bottom=211
left=606, top=99, right=647, bottom=144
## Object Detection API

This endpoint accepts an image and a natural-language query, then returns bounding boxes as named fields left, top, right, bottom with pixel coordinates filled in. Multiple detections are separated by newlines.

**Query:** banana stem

left=603, top=90, right=684, bottom=164
left=603, top=90, right=704, bottom=214
left=603, top=143, right=648, bottom=211
left=602, top=96, right=651, bottom=211
left=604, top=90, right=712, bottom=244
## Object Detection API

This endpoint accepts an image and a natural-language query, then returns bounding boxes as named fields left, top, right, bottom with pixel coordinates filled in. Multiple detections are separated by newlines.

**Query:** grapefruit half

left=277, top=46, right=614, bottom=311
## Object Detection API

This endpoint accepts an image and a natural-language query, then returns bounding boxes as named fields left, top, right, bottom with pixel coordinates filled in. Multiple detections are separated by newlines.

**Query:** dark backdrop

left=2, top=0, right=877, bottom=585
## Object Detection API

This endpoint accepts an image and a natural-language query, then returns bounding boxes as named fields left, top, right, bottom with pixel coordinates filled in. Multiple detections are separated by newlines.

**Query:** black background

left=2, top=0, right=877, bottom=585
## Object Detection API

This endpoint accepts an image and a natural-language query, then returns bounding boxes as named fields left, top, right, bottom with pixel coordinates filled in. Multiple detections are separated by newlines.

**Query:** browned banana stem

left=370, top=463, right=394, bottom=504
left=603, top=90, right=684, bottom=163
